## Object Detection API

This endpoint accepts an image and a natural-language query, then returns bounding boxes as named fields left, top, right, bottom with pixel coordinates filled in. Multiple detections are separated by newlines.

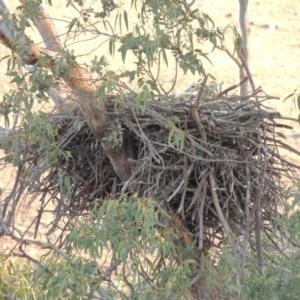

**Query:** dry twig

left=0, top=87, right=298, bottom=257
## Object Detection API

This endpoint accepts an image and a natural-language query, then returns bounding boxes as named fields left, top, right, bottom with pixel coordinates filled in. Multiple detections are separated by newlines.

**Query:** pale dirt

left=0, top=0, right=299, bottom=256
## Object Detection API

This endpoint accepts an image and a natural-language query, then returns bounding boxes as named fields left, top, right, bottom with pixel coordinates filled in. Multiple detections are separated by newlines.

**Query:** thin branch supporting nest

left=1, top=86, right=299, bottom=262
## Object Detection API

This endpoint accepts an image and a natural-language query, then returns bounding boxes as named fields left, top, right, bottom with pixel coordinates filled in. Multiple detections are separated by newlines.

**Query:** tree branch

left=18, top=0, right=62, bottom=51
left=0, top=3, right=131, bottom=181
left=238, top=0, right=250, bottom=97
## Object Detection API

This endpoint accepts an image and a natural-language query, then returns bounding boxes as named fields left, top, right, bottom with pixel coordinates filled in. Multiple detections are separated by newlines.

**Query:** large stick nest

left=2, top=87, right=299, bottom=253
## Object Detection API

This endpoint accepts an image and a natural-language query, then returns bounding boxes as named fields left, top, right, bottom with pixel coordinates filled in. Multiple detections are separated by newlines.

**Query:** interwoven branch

left=0, top=87, right=299, bottom=257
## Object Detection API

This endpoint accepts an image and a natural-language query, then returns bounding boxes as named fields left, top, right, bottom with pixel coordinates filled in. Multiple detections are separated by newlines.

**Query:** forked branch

left=0, top=0, right=131, bottom=180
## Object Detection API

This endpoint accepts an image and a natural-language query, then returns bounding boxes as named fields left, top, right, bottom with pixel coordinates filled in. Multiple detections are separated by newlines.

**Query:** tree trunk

left=239, top=0, right=250, bottom=97
left=0, top=0, right=131, bottom=181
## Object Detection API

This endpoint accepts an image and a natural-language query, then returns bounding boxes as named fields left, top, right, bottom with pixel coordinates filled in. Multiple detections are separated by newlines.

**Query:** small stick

left=178, top=154, right=189, bottom=216
left=218, top=77, right=248, bottom=97
left=167, top=162, right=195, bottom=202
left=239, top=54, right=258, bottom=102
left=217, top=45, right=250, bottom=98
left=198, top=180, right=207, bottom=249
left=188, top=170, right=209, bottom=211
left=217, top=45, right=243, bottom=69
left=209, top=172, right=234, bottom=247
left=191, top=74, right=209, bottom=143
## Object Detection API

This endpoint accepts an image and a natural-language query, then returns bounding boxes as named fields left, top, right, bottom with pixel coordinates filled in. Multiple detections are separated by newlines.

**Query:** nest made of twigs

left=2, top=87, right=300, bottom=253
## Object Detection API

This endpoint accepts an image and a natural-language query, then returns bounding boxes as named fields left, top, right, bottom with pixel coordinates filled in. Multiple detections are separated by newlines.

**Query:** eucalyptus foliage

left=0, top=1, right=299, bottom=300
left=1, top=196, right=300, bottom=299
left=1, top=197, right=208, bottom=299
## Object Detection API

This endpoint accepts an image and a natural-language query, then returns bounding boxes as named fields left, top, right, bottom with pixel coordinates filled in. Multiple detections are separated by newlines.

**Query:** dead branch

left=0, top=88, right=297, bottom=257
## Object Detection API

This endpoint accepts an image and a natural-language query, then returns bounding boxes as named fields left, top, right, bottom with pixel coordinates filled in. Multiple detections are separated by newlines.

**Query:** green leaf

left=172, top=116, right=180, bottom=123
left=178, top=129, right=185, bottom=150
left=67, top=18, right=78, bottom=33
left=176, top=29, right=182, bottom=48
left=283, top=90, right=296, bottom=101
left=146, top=80, right=159, bottom=92
left=12, top=155, right=21, bottom=167
left=97, top=84, right=106, bottom=100
left=168, top=128, right=174, bottom=145
left=135, top=89, right=149, bottom=114
left=161, top=46, right=168, bottom=67
left=188, top=32, right=194, bottom=50
left=109, top=37, right=115, bottom=56
left=64, top=176, right=72, bottom=196
left=0, top=55, right=10, bottom=63
left=297, top=95, right=300, bottom=110
left=124, top=10, right=129, bottom=30
left=119, top=11, right=122, bottom=32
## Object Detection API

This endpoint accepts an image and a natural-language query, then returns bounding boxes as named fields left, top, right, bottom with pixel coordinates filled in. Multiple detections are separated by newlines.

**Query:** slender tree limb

left=18, top=247, right=54, bottom=275
left=217, top=45, right=249, bottom=99
left=218, top=76, right=248, bottom=97
left=238, top=0, right=250, bottom=96
left=209, top=172, right=234, bottom=247
left=19, top=0, right=62, bottom=51
left=238, top=54, right=259, bottom=103
left=0, top=4, right=131, bottom=181
left=191, top=74, right=208, bottom=143
left=217, top=45, right=243, bottom=69
left=239, top=0, right=249, bottom=64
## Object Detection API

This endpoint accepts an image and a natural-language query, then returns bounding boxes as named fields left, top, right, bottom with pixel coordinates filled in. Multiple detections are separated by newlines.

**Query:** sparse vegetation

left=0, top=0, right=299, bottom=299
